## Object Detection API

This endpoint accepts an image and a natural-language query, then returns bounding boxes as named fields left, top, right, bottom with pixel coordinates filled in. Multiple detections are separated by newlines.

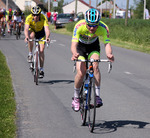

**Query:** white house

left=63, top=0, right=94, bottom=14
left=97, top=1, right=120, bottom=12
left=13, top=0, right=42, bottom=11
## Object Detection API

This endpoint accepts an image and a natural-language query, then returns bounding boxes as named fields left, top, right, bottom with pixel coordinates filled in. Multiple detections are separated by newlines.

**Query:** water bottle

left=84, top=77, right=89, bottom=94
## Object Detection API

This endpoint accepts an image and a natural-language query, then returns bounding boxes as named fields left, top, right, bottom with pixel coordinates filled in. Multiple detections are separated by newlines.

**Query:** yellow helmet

left=31, top=6, right=41, bottom=15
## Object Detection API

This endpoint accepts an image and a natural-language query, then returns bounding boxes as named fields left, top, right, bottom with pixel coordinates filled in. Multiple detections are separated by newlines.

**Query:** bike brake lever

left=108, top=62, right=112, bottom=73
left=73, top=61, right=76, bottom=73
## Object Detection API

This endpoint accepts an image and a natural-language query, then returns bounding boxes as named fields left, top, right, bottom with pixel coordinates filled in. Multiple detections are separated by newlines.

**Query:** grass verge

left=50, top=25, right=150, bottom=54
left=0, top=51, right=16, bottom=138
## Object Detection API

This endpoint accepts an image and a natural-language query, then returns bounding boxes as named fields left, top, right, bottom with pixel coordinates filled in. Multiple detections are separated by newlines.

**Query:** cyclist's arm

left=44, top=25, right=50, bottom=40
left=105, top=43, right=114, bottom=62
left=71, top=41, right=79, bottom=60
left=24, top=24, right=30, bottom=41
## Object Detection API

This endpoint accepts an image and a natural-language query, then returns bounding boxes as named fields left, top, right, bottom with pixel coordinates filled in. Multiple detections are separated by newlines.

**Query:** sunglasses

left=32, top=14, right=39, bottom=16
left=87, top=24, right=98, bottom=28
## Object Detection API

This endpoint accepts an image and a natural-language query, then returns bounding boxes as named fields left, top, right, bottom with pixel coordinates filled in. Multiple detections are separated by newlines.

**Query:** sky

left=63, top=0, right=140, bottom=9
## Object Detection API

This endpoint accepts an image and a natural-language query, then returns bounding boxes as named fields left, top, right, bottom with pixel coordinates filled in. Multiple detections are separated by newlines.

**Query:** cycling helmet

left=31, top=6, right=41, bottom=15
left=9, top=8, right=12, bottom=12
left=85, top=8, right=101, bottom=25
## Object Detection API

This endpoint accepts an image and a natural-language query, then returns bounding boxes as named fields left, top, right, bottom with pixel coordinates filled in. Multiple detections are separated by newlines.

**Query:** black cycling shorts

left=35, top=27, right=45, bottom=39
left=77, top=38, right=100, bottom=59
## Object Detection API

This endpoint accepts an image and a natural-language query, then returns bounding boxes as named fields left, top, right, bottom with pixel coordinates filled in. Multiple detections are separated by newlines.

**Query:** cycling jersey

left=72, top=19, right=110, bottom=44
left=25, top=14, right=49, bottom=32
left=6, top=11, right=13, bottom=20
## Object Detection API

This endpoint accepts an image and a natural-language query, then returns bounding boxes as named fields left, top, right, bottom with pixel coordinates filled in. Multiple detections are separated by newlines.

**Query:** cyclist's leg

left=39, top=43, right=45, bottom=69
left=90, top=53, right=100, bottom=86
left=13, top=16, right=17, bottom=33
left=88, top=39, right=102, bottom=106
left=72, top=46, right=86, bottom=111
left=27, top=31, right=34, bottom=62
left=18, top=16, right=22, bottom=33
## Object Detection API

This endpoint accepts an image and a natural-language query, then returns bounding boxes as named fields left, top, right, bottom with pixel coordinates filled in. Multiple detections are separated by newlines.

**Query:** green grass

left=50, top=19, right=150, bottom=54
left=0, top=51, right=16, bottom=138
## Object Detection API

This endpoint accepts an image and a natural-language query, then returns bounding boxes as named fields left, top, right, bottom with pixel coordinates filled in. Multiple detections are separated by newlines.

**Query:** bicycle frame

left=73, top=58, right=112, bottom=132
left=26, top=39, right=49, bottom=85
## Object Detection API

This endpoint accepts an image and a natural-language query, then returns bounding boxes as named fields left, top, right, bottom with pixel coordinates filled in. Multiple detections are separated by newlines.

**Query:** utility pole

left=48, top=0, right=51, bottom=12
left=143, top=0, right=146, bottom=19
left=6, top=0, right=8, bottom=11
left=89, top=0, right=91, bottom=7
left=113, top=0, right=116, bottom=19
left=96, top=0, right=98, bottom=9
left=75, top=0, right=78, bottom=18
left=100, top=0, right=102, bottom=17
left=125, top=0, right=129, bottom=26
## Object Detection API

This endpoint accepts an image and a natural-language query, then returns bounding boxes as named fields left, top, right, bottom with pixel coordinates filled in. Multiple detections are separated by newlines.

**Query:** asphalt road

left=0, top=32, right=150, bottom=138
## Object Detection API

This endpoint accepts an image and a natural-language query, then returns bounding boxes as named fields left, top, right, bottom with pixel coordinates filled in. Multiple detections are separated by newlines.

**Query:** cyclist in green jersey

left=71, top=8, right=114, bottom=112
left=6, top=8, right=14, bottom=33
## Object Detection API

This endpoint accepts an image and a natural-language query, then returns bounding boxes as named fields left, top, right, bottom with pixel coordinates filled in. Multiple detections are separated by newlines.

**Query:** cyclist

left=13, top=8, right=22, bottom=35
left=71, top=8, right=114, bottom=111
left=0, top=8, right=6, bottom=36
left=6, top=8, right=14, bottom=33
left=24, top=6, right=50, bottom=78
left=21, top=11, right=25, bottom=31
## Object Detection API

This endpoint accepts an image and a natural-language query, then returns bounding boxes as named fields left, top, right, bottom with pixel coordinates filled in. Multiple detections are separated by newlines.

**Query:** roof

left=33, top=0, right=43, bottom=5
left=97, top=1, right=120, bottom=10
left=1, top=0, right=19, bottom=10
left=64, top=0, right=94, bottom=9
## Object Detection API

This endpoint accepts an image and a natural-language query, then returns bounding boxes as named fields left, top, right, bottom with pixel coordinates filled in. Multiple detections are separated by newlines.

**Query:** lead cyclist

left=71, top=8, right=114, bottom=112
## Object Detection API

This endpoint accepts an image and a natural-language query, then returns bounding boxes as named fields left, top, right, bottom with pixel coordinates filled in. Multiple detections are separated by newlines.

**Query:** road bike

left=26, top=39, right=49, bottom=85
left=0, top=22, right=5, bottom=38
left=9, top=20, right=13, bottom=35
left=15, top=22, right=20, bottom=40
left=73, top=59, right=112, bottom=132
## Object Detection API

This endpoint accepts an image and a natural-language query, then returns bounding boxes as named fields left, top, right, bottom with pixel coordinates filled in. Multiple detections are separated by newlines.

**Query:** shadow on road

left=93, top=120, right=150, bottom=134
left=39, top=80, right=74, bottom=85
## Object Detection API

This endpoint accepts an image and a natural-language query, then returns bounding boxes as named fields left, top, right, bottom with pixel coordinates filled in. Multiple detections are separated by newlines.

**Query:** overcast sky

left=63, top=0, right=140, bottom=9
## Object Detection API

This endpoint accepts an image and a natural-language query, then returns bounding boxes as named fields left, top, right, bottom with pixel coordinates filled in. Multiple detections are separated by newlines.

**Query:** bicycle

left=73, top=58, right=112, bottom=132
left=9, top=20, right=13, bottom=35
left=15, top=21, right=20, bottom=40
left=26, top=39, right=49, bottom=85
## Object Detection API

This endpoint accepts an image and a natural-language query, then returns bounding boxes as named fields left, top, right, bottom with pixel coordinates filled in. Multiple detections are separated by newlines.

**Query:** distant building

left=63, top=0, right=94, bottom=14
left=0, top=0, right=18, bottom=10
left=12, top=0, right=43, bottom=11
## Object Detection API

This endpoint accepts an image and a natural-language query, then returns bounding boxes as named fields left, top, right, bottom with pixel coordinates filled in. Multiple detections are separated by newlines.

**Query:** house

left=97, top=1, right=120, bottom=13
left=0, top=0, right=18, bottom=10
left=12, top=0, right=43, bottom=11
left=63, top=0, right=94, bottom=14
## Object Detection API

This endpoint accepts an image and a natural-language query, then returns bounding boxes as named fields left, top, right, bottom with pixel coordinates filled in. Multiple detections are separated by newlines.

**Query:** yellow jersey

left=25, top=14, right=49, bottom=32
left=72, top=19, right=110, bottom=44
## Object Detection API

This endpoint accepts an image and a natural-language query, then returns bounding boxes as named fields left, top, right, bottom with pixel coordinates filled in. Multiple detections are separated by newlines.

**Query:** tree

left=45, top=0, right=64, bottom=13
left=134, top=0, right=150, bottom=19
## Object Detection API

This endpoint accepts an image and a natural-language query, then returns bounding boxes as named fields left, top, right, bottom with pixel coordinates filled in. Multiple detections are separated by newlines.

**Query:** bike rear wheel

left=88, top=78, right=96, bottom=132
left=34, top=51, right=39, bottom=85
left=79, top=84, right=87, bottom=126
left=16, top=25, right=19, bottom=40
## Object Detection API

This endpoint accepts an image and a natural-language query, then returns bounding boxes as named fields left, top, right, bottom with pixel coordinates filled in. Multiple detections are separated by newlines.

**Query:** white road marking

left=58, top=44, right=65, bottom=47
left=124, top=71, right=133, bottom=75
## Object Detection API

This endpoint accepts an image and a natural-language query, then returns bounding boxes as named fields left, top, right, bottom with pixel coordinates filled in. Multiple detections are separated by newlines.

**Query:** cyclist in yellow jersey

left=71, top=8, right=114, bottom=112
left=24, top=6, right=50, bottom=78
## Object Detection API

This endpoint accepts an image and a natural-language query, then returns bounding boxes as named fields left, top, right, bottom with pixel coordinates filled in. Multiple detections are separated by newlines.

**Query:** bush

left=66, top=19, right=150, bottom=46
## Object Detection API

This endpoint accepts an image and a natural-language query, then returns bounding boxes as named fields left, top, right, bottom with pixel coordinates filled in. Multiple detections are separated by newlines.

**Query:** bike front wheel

left=34, top=51, right=39, bottom=85
left=79, top=84, right=87, bottom=126
left=88, top=78, right=96, bottom=132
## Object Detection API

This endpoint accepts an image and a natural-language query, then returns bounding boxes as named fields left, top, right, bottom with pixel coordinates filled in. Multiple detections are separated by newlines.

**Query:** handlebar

left=73, top=59, right=112, bottom=73
left=25, top=39, right=50, bottom=48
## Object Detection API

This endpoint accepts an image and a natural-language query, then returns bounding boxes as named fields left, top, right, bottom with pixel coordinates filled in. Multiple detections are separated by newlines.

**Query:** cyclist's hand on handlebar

left=107, top=53, right=114, bottom=62
left=25, top=37, right=29, bottom=42
left=46, top=38, right=50, bottom=44
left=71, top=52, right=79, bottom=60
